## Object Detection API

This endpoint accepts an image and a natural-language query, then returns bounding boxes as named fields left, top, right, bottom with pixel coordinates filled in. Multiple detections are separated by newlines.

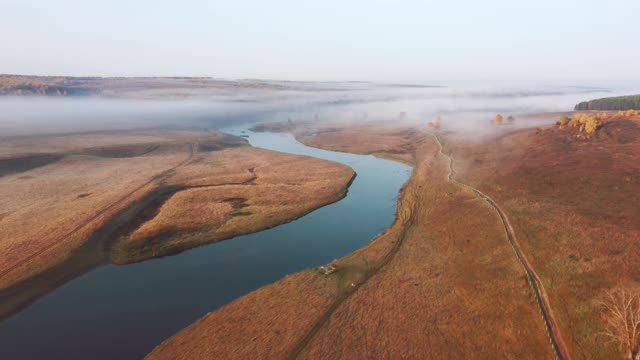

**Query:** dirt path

left=432, top=134, right=571, bottom=360
left=0, top=142, right=196, bottom=283
left=285, top=166, right=418, bottom=360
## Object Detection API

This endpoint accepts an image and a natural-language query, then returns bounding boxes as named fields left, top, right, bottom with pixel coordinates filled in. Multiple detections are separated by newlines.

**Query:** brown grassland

left=150, top=114, right=640, bottom=359
left=148, top=121, right=558, bottom=359
left=253, top=121, right=420, bottom=165
left=113, top=145, right=355, bottom=263
left=0, top=129, right=354, bottom=319
left=448, top=112, right=640, bottom=358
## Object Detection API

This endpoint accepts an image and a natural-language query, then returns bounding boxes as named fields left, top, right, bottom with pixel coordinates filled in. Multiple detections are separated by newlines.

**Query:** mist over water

left=1, top=81, right=638, bottom=137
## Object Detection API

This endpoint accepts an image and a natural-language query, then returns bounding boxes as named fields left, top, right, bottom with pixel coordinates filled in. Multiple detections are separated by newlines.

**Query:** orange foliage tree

left=495, top=114, right=504, bottom=124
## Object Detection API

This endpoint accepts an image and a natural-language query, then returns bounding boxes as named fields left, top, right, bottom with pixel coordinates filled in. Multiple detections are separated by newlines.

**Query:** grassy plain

left=0, top=129, right=354, bottom=319
left=114, top=145, right=355, bottom=263
left=148, top=121, right=555, bottom=359
left=449, top=112, right=640, bottom=358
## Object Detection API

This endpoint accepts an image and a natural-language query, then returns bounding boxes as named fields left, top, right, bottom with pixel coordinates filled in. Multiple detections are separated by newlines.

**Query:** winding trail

left=287, top=133, right=571, bottom=359
left=432, top=134, right=570, bottom=360
left=285, top=165, right=418, bottom=360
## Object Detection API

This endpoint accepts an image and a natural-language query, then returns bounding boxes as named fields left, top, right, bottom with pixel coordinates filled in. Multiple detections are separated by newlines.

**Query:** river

left=0, top=124, right=411, bottom=359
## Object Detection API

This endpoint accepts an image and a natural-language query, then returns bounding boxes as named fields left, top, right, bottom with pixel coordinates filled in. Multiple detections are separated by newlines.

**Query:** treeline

left=0, top=75, right=89, bottom=96
left=0, top=84, right=74, bottom=96
left=575, top=95, right=640, bottom=111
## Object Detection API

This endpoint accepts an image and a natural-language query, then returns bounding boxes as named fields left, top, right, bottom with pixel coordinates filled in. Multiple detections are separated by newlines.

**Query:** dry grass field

left=0, top=130, right=201, bottom=288
left=113, top=146, right=355, bottom=263
left=253, top=121, right=421, bottom=165
left=448, top=112, right=640, bottom=358
left=0, top=129, right=354, bottom=319
left=148, top=122, right=555, bottom=359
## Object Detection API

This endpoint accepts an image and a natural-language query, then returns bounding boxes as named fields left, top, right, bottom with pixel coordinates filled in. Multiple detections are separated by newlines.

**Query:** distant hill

left=0, top=75, right=90, bottom=96
left=0, top=74, right=334, bottom=98
left=575, top=94, right=640, bottom=111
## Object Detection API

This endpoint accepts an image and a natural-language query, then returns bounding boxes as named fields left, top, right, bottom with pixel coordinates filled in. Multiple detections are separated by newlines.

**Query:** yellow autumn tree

left=574, top=113, right=583, bottom=123
left=568, top=118, right=579, bottom=128
left=495, top=114, right=504, bottom=124
left=559, top=115, right=570, bottom=125
left=580, top=114, right=589, bottom=124
left=585, top=116, right=598, bottom=134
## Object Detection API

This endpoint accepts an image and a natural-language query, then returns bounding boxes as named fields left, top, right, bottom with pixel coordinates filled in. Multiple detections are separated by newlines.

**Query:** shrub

left=585, top=116, right=598, bottom=134
left=574, top=113, right=583, bottom=123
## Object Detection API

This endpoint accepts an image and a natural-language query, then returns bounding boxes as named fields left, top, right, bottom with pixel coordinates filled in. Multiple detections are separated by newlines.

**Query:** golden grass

left=116, top=147, right=355, bottom=263
left=148, top=270, right=340, bottom=359
left=0, top=129, right=353, bottom=297
left=254, top=121, right=420, bottom=165
left=148, top=123, right=553, bottom=359
left=0, top=143, right=189, bottom=288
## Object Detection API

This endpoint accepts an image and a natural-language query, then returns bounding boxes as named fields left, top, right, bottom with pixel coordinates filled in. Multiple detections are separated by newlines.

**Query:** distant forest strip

left=575, top=94, right=640, bottom=111
left=0, top=75, right=84, bottom=96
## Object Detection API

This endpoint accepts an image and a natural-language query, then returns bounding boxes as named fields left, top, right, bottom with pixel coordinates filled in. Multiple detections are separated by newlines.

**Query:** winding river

left=0, top=125, right=411, bottom=359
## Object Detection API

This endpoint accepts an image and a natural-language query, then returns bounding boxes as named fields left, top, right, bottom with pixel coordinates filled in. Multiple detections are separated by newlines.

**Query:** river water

left=0, top=125, right=411, bottom=359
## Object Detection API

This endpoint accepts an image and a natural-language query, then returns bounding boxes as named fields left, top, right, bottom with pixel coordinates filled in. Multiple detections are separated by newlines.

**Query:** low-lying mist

left=1, top=81, right=638, bottom=138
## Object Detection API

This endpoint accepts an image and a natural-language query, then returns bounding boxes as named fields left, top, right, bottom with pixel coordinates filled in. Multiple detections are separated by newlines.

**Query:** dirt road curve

left=433, top=134, right=571, bottom=360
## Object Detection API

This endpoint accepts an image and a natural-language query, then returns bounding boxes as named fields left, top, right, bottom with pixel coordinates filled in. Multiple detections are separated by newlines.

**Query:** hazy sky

left=2, top=0, right=639, bottom=82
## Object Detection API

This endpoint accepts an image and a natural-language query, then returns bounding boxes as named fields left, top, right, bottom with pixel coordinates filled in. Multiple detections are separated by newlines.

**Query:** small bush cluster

left=491, top=114, right=515, bottom=126
left=558, top=113, right=605, bottom=135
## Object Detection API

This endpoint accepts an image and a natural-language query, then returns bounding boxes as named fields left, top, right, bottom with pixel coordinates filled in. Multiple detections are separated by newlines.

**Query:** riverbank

left=0, top=129, right=354, bottom=320
left=148, top=121, right=554, bottom=359
left=151, top=113, right=640, bottom=359
left=0, top=125, right=409, bottom=360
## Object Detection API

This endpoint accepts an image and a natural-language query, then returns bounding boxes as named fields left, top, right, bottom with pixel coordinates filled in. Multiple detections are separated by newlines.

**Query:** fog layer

left=1, top=81, right=638, bottom=137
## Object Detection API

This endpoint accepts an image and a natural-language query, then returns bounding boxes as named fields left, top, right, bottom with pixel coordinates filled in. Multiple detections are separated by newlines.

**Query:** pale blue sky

left=1, top=0, right=638, bottom=82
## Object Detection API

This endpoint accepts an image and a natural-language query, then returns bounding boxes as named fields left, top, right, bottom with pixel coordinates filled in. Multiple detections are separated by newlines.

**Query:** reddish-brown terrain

left=449, top=113, right=640, bottom=358
left=150, top=113, right=640, bottom=359
left=148, top=121, right=559, bottom=359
